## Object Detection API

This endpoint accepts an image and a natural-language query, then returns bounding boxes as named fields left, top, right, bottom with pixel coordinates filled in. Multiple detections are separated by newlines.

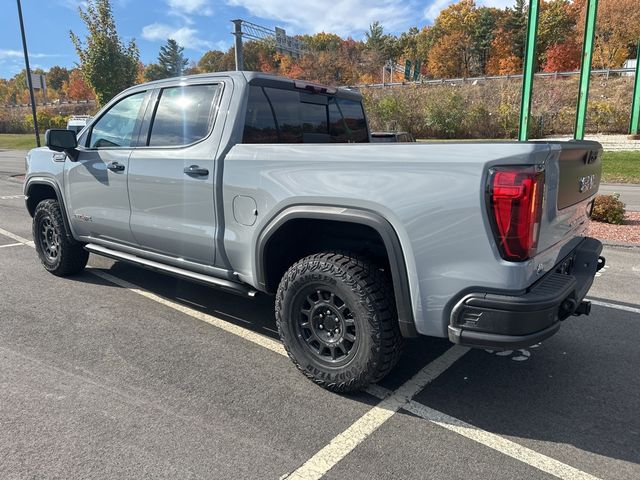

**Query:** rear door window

left=147, top=84, right=220, bottom=147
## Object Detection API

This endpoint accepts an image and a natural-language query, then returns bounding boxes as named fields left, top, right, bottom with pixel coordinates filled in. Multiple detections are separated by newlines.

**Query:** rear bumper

left=448, top=237, right=604, bottom=350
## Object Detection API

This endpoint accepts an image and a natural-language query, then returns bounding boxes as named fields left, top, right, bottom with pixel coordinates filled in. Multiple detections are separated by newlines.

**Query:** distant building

left=623, top=58, right=637, bottom=76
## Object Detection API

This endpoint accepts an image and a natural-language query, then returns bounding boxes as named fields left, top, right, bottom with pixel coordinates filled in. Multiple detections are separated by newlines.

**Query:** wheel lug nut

left=318, top=324, right=324, bottom=329
left=335, top=328, right=339, bottom=333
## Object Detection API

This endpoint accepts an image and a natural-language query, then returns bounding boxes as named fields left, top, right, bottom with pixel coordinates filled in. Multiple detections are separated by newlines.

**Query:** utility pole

left=575, top=0, right=598, bottom=140
left=518, top=0, right=540, bottom=142
left=16, top=0, right=40, bottom=147
left=232, top=19, right=244, bottom=71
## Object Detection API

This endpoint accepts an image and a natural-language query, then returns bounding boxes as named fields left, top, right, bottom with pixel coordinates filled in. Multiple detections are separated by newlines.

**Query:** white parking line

left=283, top=346, right=470, bottom=480
left=0, top=224, right=615, bottom=479
left=0, top=242, right=25, bottom=249
left=0, top=194, right=26, bottom=200
left=364, top=384, right=601, bottom=480
left=405, top=401, right=600, bottom=480
left=88, top=268, right=288, bottom=357
left=587, top=299, right=640, bottom=315
left=0, top=227, right=33, bottom=246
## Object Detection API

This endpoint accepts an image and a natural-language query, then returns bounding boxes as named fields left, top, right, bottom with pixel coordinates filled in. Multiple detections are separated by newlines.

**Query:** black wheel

left=276, top=252, right=403, bottom=392
left=33, top=199, right=89, bottom=276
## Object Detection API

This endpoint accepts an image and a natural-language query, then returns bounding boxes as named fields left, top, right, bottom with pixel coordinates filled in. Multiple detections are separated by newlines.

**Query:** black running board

left=84, top=243, right=257, bottom=297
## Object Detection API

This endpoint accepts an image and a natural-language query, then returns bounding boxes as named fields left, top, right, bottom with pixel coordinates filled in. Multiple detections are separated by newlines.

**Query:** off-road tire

left=33, top=199, right=88, bottom=276
left=276, top=252, right=403, bottom=392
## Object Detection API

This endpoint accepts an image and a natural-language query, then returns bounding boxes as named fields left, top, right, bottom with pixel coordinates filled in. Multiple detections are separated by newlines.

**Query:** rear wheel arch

left=256, top=206, right=417, bottom=337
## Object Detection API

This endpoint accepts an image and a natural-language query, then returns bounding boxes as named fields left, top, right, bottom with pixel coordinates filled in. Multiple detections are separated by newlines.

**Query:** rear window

left=242, top=86, right=368, bottom=143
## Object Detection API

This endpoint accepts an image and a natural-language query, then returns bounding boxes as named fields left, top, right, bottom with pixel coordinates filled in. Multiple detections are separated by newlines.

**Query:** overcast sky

left=0, top=0, right=517, bottom=78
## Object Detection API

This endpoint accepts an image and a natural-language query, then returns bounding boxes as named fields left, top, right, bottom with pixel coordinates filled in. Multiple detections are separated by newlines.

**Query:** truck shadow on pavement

left=73, top=260, right=640, bottom=472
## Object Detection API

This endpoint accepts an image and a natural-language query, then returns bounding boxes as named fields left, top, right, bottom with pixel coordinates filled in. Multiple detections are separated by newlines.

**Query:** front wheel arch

left=25, top=180, right=73, bottom=239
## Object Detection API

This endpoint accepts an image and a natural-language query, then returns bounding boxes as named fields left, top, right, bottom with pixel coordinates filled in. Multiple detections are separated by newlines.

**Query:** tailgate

left=537, top=141, right=602, bottom=253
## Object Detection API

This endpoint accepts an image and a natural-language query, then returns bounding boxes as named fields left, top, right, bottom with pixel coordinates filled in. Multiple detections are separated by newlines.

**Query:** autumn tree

left=46, top=66, right=70, bottom=91
left=486, top=28, right=522, bottom=75
left=538, top=0, right=580, bottom=67
left=301, top=32, right=343, bottom=52
left=428, top=31, right=470, bottom=78
left=197, top=50, right=228, bottom=72
left=578, top=0, right=640, bottom=68
left=542, top=38, right=581, bottom=72
left=426, top=0, right=479, bottom=77
left=62, top=69, right=95, bottom=100
left=70, top=0, right=139, bottom=105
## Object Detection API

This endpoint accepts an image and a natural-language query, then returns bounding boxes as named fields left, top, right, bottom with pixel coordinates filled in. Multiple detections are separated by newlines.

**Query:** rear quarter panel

left=223, top=141, right=584, bottom=337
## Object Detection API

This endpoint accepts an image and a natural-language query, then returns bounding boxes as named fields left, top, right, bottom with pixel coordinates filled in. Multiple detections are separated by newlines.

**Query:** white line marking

left=0, top=227, right=32, bottom=245
left=88, top=268, right=287, bottom=357
left=284, top=346, right=470, bottom=480
left=404, top=401, right=601, bottom=480
left=365, top=385, right=601, bottom=480
left=213, top=310, right=252, bottom=324
left=587, top=299, right=640, bottom=315
left=0, top=225, right=615, bottom=479
left=175, top=296, right=207, bottom=309
left=0, top=242, right=25, bottom=249
left=0, top=194, right=25, bottom=200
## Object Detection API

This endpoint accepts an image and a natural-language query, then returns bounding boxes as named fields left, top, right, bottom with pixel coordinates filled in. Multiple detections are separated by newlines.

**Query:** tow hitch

left=560, top=298, right=592, bottom=317
left=574, top=300, right=591, bottom=316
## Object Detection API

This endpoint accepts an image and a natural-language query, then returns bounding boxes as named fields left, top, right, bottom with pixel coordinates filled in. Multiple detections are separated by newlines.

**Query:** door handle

left=184, top=165, right=209, bottom=176
left=107, top=161, right=125, bottom=172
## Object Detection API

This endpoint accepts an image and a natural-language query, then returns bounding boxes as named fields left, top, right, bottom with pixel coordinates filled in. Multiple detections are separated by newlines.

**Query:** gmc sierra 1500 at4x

left=24, top=71, right=605, bottom=392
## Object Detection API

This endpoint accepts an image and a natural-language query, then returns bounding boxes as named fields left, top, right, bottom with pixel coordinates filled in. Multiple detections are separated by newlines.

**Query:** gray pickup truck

left=25, top=71, right=605, bottom=392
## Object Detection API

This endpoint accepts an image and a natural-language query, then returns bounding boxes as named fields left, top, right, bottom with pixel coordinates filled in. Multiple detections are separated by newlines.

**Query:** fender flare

left=24, top=177, right=74, bottom=239
left=255, top=205, right=418, bottom=337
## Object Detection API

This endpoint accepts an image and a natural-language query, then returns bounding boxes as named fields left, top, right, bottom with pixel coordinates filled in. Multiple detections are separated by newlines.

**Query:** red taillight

left=488, top=166, right=544, bottom=261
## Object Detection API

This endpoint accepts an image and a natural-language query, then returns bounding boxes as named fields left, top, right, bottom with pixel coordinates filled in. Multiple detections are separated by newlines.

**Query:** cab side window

left=88, top=91, right=146, bottom=148
left=147, top=84, right=220, bottom=147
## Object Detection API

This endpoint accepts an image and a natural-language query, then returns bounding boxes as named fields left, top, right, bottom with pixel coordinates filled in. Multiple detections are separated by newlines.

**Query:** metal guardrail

left=351, top=68, right=636, bottom=89
left=2, top=99, right=97, bottom=109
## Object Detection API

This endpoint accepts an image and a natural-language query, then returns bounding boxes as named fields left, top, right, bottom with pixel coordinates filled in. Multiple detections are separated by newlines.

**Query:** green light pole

left=575, top=0, right=598, bottom=140
left=518, top=0, right=540, bottom=142
left=630, top=40, right=640, bottom=138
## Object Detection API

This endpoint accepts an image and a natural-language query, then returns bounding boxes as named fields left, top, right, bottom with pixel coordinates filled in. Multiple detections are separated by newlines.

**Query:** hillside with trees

left=1, top=0, right=638, bottom=137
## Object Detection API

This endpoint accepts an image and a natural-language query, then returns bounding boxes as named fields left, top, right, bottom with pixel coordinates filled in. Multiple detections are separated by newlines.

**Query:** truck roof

left=122, top=71, right=362, bottom=102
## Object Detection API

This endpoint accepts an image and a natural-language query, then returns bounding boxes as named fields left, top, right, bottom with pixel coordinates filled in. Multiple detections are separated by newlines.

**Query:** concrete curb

left=600, top=239, right=640, bottom=249
left=6, top=174, right=25, bottom=184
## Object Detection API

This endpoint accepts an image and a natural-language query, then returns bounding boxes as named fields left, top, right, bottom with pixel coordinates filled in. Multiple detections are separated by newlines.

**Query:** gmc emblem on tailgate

left=578, top=174, right=596, bottom=193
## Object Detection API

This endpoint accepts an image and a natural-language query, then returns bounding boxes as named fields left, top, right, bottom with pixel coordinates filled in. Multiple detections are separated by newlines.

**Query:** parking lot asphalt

left=1, top=152, right=639, bottom=479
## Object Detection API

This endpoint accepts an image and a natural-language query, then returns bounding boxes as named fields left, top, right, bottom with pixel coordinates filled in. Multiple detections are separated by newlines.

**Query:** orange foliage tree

left=577, top=0, right=640, bottom=68
left=542, top=38, right=582, bottom=72
left=62, top=69, right=95, bottom=100
left=486, top=28, right=522, bottom=75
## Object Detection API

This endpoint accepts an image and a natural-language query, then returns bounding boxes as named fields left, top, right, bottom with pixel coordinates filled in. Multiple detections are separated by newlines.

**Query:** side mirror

left=45, top=129, right=79, bottom=161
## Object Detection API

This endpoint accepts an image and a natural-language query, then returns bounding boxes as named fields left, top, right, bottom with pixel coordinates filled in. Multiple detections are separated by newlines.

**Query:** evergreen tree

left=158, top=39, right=189, bottom=77
left=504, top=0, right=528, bottom=61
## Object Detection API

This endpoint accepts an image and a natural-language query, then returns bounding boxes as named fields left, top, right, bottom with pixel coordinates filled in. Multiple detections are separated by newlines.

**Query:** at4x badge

left=74, top=213, right=93, bottom=222
left=578, top=174, right=596, bottom=193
